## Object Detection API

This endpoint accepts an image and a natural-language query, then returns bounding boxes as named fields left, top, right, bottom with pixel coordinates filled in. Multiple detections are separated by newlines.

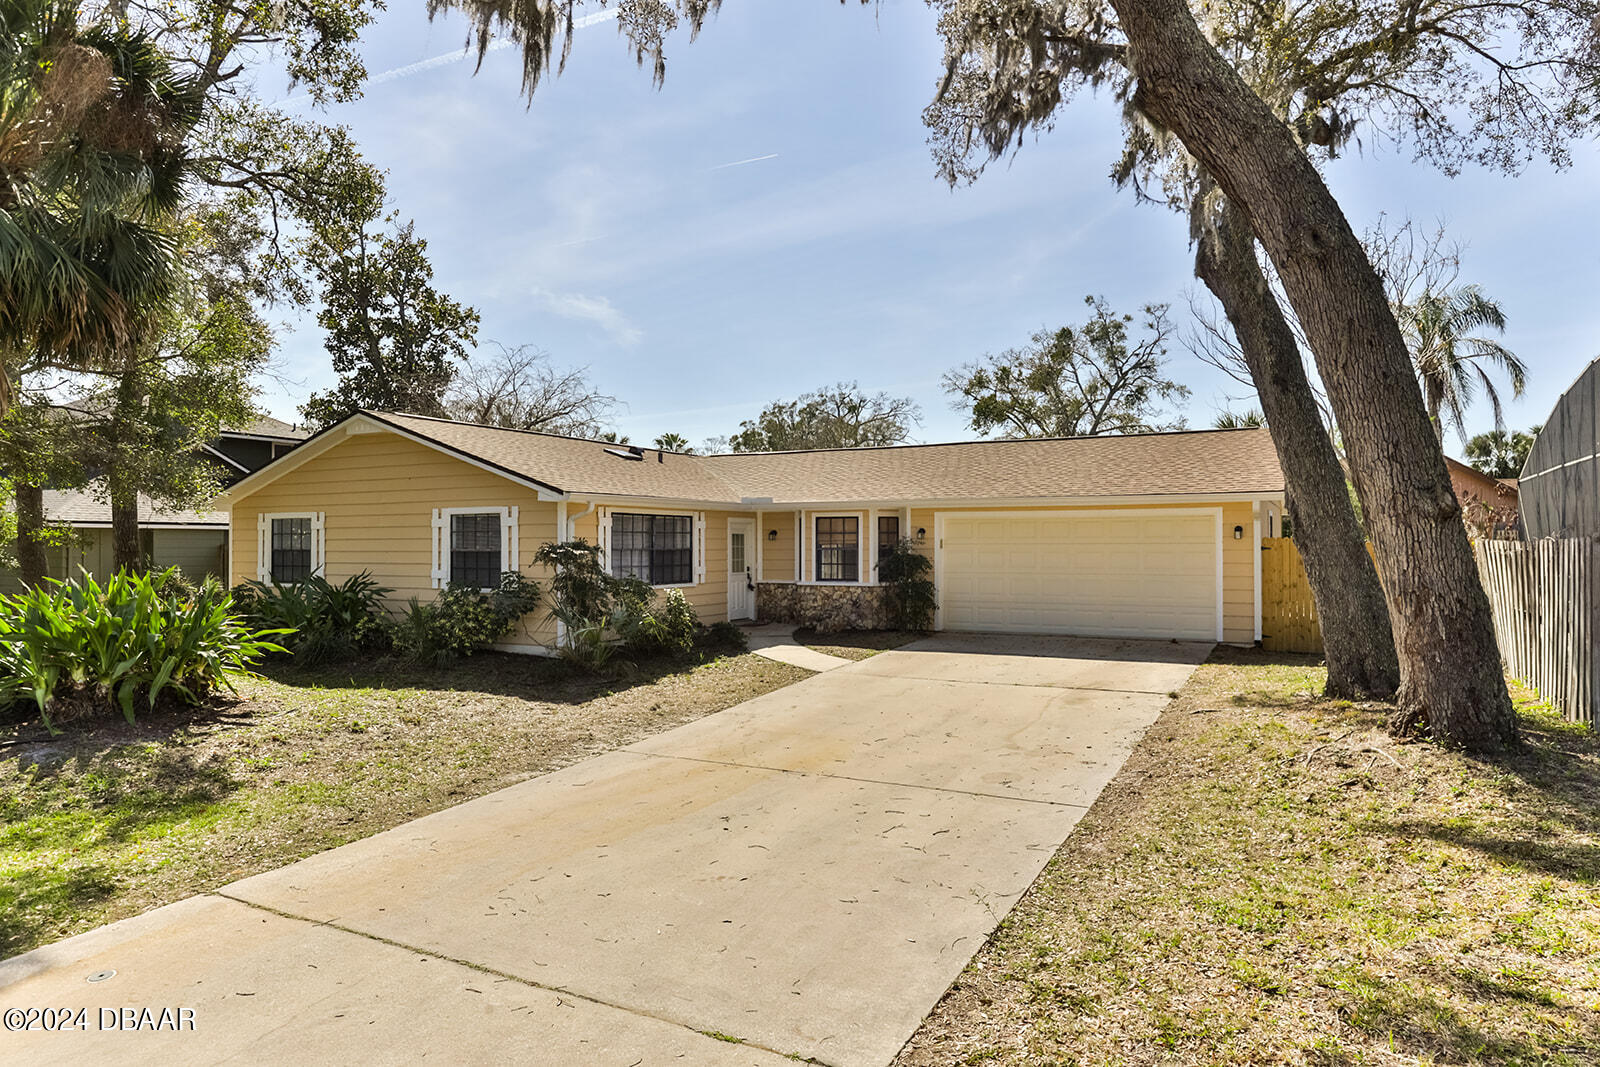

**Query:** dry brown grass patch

left=896, top=647, right=1600, bottom=1066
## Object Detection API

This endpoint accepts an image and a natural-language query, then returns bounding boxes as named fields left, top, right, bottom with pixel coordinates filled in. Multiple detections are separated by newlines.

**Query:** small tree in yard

left=876, top=539, right=937, bottom=631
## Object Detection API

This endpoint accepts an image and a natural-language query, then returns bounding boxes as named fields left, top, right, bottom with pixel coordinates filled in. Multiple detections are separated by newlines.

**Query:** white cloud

left=531, top=288, right=643, bottom=346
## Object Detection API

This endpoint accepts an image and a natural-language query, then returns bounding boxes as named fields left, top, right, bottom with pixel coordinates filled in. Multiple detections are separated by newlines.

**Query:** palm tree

left=653, top=432, right=692, bottom=453
left=1213, top=409, right=1264, bottom=429
left=1, top=0, right=200, bottom=579
left=1396, top=285, right=1526, bottom=444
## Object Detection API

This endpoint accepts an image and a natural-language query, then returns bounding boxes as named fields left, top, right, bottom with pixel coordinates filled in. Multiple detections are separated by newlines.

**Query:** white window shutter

left=504, top=506, right=518, bottom=574
left=598, top=508, right=611, bottom=573
left=695, top=512, right=706, bottom=584
left=312, top=512, right=326, bottom=576
left=256, top=514, right=269, bottom=583
left=430, top=508, right=446, bottom=588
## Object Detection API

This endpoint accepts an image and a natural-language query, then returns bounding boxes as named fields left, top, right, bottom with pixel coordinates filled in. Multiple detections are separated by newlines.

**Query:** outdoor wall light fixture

left=1233, top=525, right=1244, bottom=540
left=767, top=529, right=778, bottom=541
left=916, top=527, right=927, bottom=542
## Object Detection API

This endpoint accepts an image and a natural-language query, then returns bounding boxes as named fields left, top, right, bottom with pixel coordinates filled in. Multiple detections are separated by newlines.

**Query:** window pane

left=270, top=517, right=312, bottom=583
left=450, top=513, right=501, bottom=588
left=730, top=532, right=745, bottom=574
left=815, top=516, right=859, bottom=582
left=877, top=516, right=900, bottom=559
left=611, top=513, right=694, bottom=586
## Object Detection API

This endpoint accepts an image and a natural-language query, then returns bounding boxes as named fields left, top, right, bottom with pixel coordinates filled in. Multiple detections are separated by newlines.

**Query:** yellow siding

left=758, top=511, right=798, bottom=583
left=1220, top=501, right=1256, bottom=644
left=231, top=430, right=561, bottom=645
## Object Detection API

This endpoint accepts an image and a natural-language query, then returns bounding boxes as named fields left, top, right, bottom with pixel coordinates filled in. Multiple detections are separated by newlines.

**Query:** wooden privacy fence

left=1261, top=535, right=1598, bottom=724
left=1475, top=539, right=1596, bottom=726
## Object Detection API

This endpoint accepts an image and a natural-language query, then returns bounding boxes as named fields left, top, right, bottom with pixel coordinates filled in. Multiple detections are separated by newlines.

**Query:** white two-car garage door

left=938, top=510, right=1221, bottom=640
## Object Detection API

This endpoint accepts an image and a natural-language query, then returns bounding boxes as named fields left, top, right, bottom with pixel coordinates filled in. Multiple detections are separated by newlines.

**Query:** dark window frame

left=610, top=513, right=695, bottom=587
left=815, top=515, right=860, bottom=583
left=876, top=515, right=901, bottom=565
left=269, top=516, right=313, bottom=584
left=449, top=512, right=503, bottom=590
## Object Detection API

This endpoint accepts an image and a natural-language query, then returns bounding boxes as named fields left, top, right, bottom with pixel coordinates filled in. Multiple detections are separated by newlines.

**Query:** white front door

left=727, top=519, right=756, bottom=620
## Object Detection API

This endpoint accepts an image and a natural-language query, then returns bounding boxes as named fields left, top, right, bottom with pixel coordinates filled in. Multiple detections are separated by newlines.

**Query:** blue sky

left=263, top=0, right=1600, bottom=454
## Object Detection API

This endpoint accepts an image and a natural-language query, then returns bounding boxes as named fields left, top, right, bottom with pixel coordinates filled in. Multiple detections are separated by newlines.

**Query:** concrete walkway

left=742, top=622, right=853, bottom=672
left=1, top=633, right=1211, bottom=1066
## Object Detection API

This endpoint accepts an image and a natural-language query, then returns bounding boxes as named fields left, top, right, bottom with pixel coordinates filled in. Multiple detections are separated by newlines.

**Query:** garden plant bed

left=897, top=647, right=1600, bottom=1065
left=0, top=649, right=809, bottom=958
left=792, top=628, right=924, bottom=661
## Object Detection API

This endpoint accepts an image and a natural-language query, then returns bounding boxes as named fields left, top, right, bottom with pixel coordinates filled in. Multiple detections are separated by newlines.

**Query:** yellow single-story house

left=214, top=411, right=1287, bottom=653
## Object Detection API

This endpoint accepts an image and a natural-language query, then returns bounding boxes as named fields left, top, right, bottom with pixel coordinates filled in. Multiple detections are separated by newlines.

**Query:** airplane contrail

left=711, top=153, right=779, bottom=170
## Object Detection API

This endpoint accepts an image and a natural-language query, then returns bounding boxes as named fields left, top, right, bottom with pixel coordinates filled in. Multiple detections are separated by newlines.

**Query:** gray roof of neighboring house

left=43, top=484, right=226, bottom=528
left=225, top=414, right=308, bottom=441
left=51, top=396, right=308, bottom=441
left=367, top=411, right=1285, bottom=505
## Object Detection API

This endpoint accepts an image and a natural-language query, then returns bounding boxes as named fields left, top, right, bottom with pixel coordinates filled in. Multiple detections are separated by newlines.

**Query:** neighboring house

left=2, top=415, right=307, bottom=591
left=1521, top=355, right=1599, bottom=538
left=215, top=411, right=1287, bottom=652
left=1445, top=456, right=1521, bottom=539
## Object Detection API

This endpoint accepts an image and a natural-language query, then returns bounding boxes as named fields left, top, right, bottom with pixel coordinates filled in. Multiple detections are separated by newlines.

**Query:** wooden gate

left=1260, top=537, right=1323, bottom=653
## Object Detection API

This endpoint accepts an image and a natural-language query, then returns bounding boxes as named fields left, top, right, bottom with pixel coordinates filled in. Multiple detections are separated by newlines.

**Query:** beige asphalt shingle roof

left=371, top=412, right=1283, bottom=504
left=44, top=484, right=225, bottom=527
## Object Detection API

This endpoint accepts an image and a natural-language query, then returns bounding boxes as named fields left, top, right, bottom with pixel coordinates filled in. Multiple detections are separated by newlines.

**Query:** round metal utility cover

left=86, top=970, right=115, bottom=983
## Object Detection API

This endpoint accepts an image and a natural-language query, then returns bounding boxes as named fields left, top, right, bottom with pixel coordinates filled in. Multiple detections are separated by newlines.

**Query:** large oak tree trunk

left=14, top=482, right=49, bottom=586
left=1112, top=0, right=1514, bottom=749
left=1194, top=193, right=1399, bottom=699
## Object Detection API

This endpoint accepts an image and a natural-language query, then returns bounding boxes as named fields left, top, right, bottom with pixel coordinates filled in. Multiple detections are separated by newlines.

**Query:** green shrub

left=534, top=541, right=701, bottom=667
left=0, top=569, right=287, bottom=732
left=615, top=587, right=699, bottom=658
left=237, top=572, right=393, bottom=665
left=876, top=538, right=938, bottom=631
left=699, top=620, right=750, bottom=654
left=391, top=571, right=542, bottom=666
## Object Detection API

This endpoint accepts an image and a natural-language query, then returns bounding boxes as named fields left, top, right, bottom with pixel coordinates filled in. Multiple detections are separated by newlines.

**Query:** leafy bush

left=0, top=569, right=287, bottom=732
left=534, top=541, right=701, bottom=667
left=876, top=538, right=938, bottom=631
left=615, top=587, right=699, bottom=658
left=698, top=620, right=750, bottom=654
left=391, top=571, right=542, bottom=666
left=237, top=572, right=393, bottom=665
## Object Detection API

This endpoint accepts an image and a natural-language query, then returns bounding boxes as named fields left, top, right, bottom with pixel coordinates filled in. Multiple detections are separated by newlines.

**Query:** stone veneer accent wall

left=756, top=583, right=894, bottom=632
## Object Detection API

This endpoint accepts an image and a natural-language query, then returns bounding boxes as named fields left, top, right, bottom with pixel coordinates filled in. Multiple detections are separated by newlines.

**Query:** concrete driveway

left=1, top=633, right=1210, bottom=1066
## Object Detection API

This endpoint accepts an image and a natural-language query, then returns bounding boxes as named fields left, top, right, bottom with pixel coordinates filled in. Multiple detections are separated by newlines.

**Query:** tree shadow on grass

left=1326, top=960, right=1600, bottom=1064
left=254, top=646, right=753, bottom=707
left=1368, top=711, right=1600, bottom=883
left=1, top=745, right=244, bottom=958
left=0, top=863, right=121, bottom=960
left=0, top=697, right=262, bottom=766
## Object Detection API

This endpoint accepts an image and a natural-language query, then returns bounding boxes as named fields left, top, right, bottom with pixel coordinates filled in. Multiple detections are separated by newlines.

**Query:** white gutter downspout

left=566, top=500, right=596, bottom=540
